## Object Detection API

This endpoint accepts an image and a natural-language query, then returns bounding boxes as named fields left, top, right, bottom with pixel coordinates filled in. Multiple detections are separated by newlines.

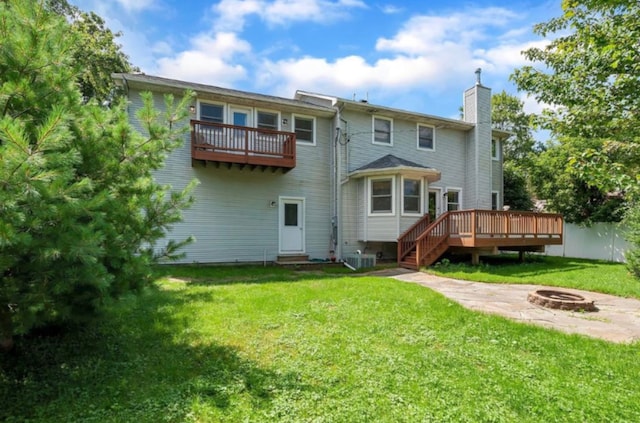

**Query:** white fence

left=545, top=222, right=631, bottom=262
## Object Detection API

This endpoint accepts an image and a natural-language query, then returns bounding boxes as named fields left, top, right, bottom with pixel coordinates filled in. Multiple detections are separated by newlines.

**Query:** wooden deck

left=191, top=120, right=296, bottom=172
left=398, top=210, right=563, bottom=269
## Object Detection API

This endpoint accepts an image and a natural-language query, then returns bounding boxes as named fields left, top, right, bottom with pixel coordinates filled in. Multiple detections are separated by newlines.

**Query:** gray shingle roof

left=354, top=154, right=433, bottom=172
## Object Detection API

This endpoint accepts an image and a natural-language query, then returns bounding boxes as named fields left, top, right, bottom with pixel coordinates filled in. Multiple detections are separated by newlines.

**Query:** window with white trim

left=491, top=139, right=499, bottom=160
left=491, top=191, right=499, bottom=210
left=417, top=124, right=435, bottom=151
left=294, top=115, right=315, bottom=144
left=403, top=178, right=422, bottom=215
left=373, top=116, right=392, bottom=145
left=446, top=190, right=461, bottom=211
left=370, top=177, right=394, bottom=214
left=200, top=103, right=223, bottom=123
left=257, top=111, right=278, bottom=130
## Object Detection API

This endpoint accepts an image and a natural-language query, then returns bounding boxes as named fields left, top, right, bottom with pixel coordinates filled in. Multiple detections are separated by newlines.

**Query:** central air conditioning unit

left=344, top=253, right=376, bottom=269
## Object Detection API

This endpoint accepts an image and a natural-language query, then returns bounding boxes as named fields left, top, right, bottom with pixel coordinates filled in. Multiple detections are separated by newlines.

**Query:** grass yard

left=429, top=254, right=640, bottom=298
left=1, top=261, right=640, bottom=422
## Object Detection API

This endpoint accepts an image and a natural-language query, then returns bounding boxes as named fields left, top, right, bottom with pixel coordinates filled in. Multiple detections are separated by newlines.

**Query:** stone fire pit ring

left=528, top=289, right=597, bottom=312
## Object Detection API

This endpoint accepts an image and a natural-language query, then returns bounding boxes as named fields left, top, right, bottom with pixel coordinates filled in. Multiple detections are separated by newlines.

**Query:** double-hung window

left=447, top=190, right=461, bottom=211
left=294, top=115, right=315, bottom=145
left=491, top=139, right=499, bottom=160
left=198, top=103, right=224, bottom=145
left=257, top=111, right=278, bottom=130
left=370, top=177, right=394, bottom=214
left=403, top=178, right=422, bottom=215
left=200, top=103, right=224, bottom=124
left=417, top=124, right=435, bottom=151
left=373, top=117, right=392, bottom=145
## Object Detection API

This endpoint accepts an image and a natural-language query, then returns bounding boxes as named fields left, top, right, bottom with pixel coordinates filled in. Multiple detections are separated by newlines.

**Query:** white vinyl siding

left=134, top=90, right=332, bottom=264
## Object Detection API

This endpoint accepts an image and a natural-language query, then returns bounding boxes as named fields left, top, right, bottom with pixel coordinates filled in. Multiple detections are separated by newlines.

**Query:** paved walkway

left=372, top=268, right=640, bottom=344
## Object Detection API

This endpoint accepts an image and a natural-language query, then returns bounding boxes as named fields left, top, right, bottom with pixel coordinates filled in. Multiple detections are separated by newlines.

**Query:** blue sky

left=70, top=0, right=561, bottom=119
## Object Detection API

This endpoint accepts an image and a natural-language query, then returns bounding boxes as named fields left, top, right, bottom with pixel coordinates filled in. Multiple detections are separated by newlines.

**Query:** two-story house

left=113, top=72, right=562, bottom=268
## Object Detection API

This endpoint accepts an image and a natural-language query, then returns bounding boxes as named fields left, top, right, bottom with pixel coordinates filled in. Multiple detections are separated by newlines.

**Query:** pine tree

left=0, top=0, right=195, bottom=350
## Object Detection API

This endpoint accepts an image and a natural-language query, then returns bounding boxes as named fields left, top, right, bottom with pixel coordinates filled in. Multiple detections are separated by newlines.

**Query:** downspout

left=474, top=68, right=481, bottom=209
left=333, top=103, right=346, bottom=259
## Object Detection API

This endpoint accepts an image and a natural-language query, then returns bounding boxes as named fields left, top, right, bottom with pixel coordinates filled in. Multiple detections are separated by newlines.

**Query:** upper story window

left=200, top=103, right=224, bottom=124
left=491, top=139, right=499, bottom=160
left=403, top=178, right=422, bottom=215
left=446, top=190, right=461, bottom=211
left=294, top=115, right=315, bottom=145
left=417, top=124, right=435, bottom=151
left=373, top=116, right=393, bottom=145
left=257, top=111, right=278, bottom=130
left=370, top=177, right=394, bottom=215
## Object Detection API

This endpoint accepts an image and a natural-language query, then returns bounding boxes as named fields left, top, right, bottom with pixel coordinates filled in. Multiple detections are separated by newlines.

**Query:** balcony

left=191, top=120, right=296, bottom=172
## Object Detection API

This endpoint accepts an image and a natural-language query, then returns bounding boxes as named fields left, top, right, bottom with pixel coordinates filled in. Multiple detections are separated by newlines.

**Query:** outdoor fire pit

left=527, top=289, right=597, bottom=312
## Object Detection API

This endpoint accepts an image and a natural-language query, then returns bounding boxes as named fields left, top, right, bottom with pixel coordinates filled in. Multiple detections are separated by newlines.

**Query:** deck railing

left=447, top=210, right=564, bottom=244
left=191, top=120, right=296, bottom=170
left=398, top=210, right=564, bottom=268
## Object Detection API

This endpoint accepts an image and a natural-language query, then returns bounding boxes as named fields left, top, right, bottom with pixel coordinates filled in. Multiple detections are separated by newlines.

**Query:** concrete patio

left=373, top=268, right=640, bottom=343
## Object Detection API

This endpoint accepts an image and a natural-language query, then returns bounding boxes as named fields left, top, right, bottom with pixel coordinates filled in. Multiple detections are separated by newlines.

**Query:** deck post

left=471, top=210, right=477, bottom=245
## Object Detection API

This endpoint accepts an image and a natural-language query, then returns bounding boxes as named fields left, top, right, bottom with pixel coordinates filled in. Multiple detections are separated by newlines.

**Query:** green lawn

left=429, top=254, right=640, bottom=298
left=2, top=261, right=640, bottom=422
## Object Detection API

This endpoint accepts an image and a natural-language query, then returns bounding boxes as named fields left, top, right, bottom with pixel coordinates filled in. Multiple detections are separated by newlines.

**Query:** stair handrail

left=415, top=212, right=452, bottom=267
left=397, top=213, right=431, bottom=262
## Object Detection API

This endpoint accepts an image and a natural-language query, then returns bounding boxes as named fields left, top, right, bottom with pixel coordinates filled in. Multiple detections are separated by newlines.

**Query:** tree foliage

left=45, top=0, right=133, bottom=101
left=512, top=0, right=639, bottom=271
left=491, top=91, right=535, bottom=210
left=492, top=91, right=536, bottom=166
left=512, top=0, right=640, bottom=199
left=503, top=164, right=534, bottom=211
left=0, top=0, right=194, bottom=350
left=529, top=139, right=624, bottom=224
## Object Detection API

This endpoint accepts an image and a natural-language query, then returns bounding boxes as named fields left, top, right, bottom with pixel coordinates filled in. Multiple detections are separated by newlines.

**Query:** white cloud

left=212, top=0, right=367, bottom=31
left=115, top=0, right=157, bottom=12
left=155, top=33, right=252, bottom=86
left=380, top=4, right=403, bottom=14
left=255, top=7, right=535, bottom=98
left=257, top=53, right=477, bottom=99
left=475, top=39, right=549, bottom=74
left=151, top=41, right=173, bottom=56
left=375, top=8, right=518, bottom=56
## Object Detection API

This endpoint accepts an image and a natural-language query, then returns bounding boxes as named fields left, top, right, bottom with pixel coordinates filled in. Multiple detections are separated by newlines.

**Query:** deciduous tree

left=45, top=0, right=133, bottom=101
left=512, top=0, right=639, bottom=271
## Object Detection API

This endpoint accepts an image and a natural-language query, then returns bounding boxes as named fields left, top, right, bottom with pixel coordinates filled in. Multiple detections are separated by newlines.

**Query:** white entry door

left=280, top=198, right=305, bottom=253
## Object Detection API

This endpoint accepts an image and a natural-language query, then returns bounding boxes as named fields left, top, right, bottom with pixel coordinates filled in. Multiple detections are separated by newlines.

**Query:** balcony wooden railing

left=398, top=210, right=564, bottom=269
left=191, top=120, right=296, bottom=171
